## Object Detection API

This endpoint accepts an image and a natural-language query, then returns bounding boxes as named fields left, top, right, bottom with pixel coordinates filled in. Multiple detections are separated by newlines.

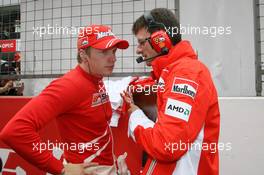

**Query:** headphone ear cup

left=147, top=35, right=155, bottom=50
left=144, top=12, right=171, bottom=55
left=149, top=30, right=172, bottom=54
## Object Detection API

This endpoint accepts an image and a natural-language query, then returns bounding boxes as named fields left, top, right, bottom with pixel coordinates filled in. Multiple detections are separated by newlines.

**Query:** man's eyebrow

left=137, top=37, right=148, bottom=41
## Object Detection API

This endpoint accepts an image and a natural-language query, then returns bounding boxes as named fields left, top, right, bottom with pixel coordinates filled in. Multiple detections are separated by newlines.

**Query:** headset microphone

left=136, top=53, right=162, bottom=63
left=136, top=56, right=144, bottom=63
left=136, top=46, right=169, bottom=64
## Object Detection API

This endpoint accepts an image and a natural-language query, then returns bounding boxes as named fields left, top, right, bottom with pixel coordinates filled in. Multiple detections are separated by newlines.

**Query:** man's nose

left=136, top=46, right=143, bottom=55
left=113, top=55, right=116, bottom=62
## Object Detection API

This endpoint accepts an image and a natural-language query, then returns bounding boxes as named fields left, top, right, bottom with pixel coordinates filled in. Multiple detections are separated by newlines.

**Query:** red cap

left=14, top=52, right=21, bottom=62
left=77, top=25, right=129, bottom=50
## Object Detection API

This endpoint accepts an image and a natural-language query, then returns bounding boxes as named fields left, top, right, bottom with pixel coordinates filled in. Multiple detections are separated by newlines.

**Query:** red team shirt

left=0, top=65, right=113, bottom=174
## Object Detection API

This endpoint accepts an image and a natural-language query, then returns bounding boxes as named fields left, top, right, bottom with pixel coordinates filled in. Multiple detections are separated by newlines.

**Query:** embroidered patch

left=91, top=92, right=109, bottom=107
left=171, top=77, right=198, bottom=99
left=165, top=98, right=192, bottom=122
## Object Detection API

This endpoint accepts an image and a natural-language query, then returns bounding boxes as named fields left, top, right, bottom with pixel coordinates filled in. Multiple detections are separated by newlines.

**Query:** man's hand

left=4, top=80, right=13, bottom=91
left=121, top=90, right=139, bottom=115
left=16, top=82, right=24, bottom=95
left=117, top=152, right=130, bottom=175
left=62, top=162, right=98, bottom=175
left=0, top=80, right=13, bottom=94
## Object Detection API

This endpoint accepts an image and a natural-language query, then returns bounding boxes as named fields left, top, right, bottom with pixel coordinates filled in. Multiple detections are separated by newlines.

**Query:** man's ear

left=79, top=49, right=89, bottom=63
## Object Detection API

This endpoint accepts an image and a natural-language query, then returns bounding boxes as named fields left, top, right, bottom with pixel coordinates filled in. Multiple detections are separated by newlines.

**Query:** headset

left=136, top=11, right=172, bottom=63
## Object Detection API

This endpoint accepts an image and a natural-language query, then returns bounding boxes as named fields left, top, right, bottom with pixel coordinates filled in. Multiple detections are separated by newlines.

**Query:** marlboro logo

left=171, top=77, right=198, bottom=99
left=97, top=30, right=115, bottom=39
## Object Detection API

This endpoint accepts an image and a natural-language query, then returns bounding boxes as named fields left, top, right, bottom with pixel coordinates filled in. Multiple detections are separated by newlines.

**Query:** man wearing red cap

left=0, top=25, right=129, bottom=175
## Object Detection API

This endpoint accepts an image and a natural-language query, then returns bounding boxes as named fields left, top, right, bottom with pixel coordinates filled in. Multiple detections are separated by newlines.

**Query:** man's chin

left=146, top=61, right=152, bottom=67
left=102, top=71, right=113, bottom=77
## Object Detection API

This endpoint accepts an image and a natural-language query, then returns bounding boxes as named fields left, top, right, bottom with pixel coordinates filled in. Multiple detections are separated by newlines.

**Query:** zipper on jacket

left=146, top=160, right=157, bottom=175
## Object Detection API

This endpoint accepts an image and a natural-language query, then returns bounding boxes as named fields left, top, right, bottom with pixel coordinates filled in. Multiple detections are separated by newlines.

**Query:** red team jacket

left=0, top=65, right=113, bottom=174
left=128, top=40, right=220, bottom=175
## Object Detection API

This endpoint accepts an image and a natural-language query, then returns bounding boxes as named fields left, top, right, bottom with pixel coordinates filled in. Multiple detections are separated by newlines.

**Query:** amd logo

left=167, top=104, right=190, bottom=116
left=165, top=98, right=192, bottom=122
